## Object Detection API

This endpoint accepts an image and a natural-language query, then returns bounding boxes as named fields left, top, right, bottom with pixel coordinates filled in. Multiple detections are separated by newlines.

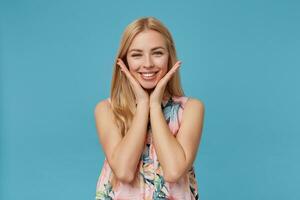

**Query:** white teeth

left=140, top=72, right=157, bottom=79
left=142, top=73, right=155, bottom=77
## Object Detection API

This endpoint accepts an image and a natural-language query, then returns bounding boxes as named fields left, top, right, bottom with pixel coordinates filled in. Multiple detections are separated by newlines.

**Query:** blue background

left=1, top=0, right=299, bottom=199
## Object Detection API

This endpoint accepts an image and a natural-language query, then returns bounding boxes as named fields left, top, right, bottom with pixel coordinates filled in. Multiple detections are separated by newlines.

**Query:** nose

left=143, top=55, right=154, bottom=68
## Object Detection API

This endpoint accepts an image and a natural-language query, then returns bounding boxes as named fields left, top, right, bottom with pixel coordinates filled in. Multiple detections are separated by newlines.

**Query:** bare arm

left=94, top=99, right=149, bottom=183
left=150, top=98, right=205, bottom=182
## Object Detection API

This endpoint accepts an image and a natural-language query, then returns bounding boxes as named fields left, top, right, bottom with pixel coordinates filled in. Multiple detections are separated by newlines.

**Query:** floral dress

left=95, top=96, right=199, bottom=200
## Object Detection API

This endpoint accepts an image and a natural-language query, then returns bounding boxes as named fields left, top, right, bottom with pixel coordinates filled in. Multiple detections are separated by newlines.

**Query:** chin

left=140, top=82, right=157, bottom=89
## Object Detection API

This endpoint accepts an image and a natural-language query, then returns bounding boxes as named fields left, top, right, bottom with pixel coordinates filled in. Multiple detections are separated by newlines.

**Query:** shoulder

left=186, top=97, right=205, bottom=109
left=183, top=97, right=205, bottom=115
left=94, top=98, right=111, bottom=115
left=179, top=97, right=205, bottom=130
left=174, top=96, right=204, bottom=110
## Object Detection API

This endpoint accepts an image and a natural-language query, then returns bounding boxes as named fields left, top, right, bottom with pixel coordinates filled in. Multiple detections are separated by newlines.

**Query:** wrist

left=150, top=103, right=162, bottom=111
left=137, top=100, right=150, bottom=108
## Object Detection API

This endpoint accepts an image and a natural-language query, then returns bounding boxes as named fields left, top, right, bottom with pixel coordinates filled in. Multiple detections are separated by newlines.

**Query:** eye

left=154, top=51, right=163, bottom=55
left=132, top=54, right=141, bottom=57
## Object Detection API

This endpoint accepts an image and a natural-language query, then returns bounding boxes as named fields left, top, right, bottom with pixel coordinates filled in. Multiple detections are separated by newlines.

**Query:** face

left=126, top=30, right=169, bottom=90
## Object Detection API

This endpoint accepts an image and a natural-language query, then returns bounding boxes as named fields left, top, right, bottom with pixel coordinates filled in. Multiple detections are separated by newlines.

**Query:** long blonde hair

left=109, top=16, right=185, bottom=189
left=110, top=16, right=184, bottom=138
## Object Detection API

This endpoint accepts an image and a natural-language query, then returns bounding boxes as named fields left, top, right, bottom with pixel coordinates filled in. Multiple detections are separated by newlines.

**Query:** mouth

left=138, top=71, right=159, bottom=80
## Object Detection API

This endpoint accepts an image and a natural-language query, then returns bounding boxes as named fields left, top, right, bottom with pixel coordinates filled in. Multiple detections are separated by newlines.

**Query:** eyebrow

left=129, top=46, right=166, bottom=53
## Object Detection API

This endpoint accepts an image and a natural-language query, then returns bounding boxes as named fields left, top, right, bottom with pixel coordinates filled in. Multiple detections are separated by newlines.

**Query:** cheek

left=163, top=67, right=169, bottom=75
left=128, top=67, right=139, bottom=78
left=154, top=56, right=168, bottom=67
left=157, top=57, right=169, bottom=73
left=127, top=60, right=140, bottom=71
left=157, top=66, right=169, bottom=80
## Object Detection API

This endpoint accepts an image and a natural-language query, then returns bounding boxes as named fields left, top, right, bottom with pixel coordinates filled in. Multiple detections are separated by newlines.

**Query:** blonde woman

left=94, top=16, right=205, bottom=200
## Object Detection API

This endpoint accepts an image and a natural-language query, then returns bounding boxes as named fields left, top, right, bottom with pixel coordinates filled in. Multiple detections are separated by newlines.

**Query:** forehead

left=129, top=30, right=166, bottom=49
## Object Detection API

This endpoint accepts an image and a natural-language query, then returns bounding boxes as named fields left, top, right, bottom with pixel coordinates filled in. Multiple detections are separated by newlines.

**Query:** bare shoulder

left=94, top=98, right=119, bottom=136
left=185, top=97, right=205, bottom=112
left=94, top=98, right=111, bottom=115
left=94, top=98, right=122, bottom=161
left=179, top=97, right=205, bottom=125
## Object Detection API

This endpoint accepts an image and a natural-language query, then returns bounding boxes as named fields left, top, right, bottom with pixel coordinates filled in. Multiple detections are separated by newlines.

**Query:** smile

left=139, top=71, right=158, bottom=80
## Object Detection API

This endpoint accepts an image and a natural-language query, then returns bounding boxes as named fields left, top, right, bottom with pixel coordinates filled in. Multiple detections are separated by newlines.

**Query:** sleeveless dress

left=95, top=96, right=199, bottom=200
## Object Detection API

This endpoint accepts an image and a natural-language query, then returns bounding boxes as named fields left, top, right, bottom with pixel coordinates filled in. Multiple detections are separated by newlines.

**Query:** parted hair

left=110, top=16, right=185, bottom=137
left=108, top=16, right=185, bottom=188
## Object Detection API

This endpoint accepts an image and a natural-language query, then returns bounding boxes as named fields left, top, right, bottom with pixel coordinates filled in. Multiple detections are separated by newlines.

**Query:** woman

left=94, top=16, right=205, bottom=200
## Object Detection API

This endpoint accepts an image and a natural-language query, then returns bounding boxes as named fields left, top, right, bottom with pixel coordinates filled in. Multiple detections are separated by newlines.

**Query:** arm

left=94, top=99, right=149, bottom=183
left=150, top=98, right=205, bottom=182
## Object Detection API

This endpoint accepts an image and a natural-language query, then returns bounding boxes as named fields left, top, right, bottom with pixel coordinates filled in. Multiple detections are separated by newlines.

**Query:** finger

left=157, top=61, right=181, bottom=87
left=164, top=61, right=181, bottom=80
left=116, top=58, right=129, bottom=72
left=116, top=58, right=140, bottom=86
left=171, top=61, right=181, bottom=71
left=117, top=59, right=133, bottom=79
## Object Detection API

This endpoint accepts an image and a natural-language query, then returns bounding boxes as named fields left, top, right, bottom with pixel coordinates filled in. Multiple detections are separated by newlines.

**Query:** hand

left=116, top=58, right=149, bottom=105
left=149, top=61, right=181, bottom=108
